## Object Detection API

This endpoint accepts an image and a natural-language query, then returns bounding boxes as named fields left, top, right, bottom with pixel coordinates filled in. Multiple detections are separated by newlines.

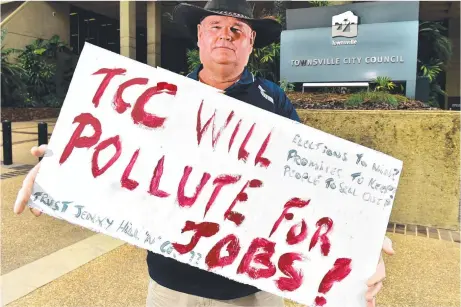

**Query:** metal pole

left=2, top=120, right=13, bottom=165
left=38, top=122, right=48, bottom=162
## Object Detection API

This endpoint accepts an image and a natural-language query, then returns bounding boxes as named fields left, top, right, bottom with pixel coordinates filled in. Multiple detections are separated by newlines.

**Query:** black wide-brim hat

left=172, top=0, right=282, bottom=48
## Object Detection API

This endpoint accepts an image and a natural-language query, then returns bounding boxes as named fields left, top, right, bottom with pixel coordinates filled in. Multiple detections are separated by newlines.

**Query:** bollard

left=38, top=122, right=48, bottom=162
left=2, top=120, right=13, bottom=165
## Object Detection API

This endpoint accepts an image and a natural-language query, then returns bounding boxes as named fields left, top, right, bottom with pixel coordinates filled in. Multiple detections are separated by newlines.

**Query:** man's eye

left=231, top=28, right=241, bottom=33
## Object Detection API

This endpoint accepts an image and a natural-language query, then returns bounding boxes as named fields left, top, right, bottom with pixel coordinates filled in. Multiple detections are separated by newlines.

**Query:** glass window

left=69, top=9, right=80, bottom=54
left=69, top=4, right=121, bottom=55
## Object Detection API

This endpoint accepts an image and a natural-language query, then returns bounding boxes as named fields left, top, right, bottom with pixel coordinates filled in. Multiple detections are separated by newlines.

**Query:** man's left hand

left=365, top=236, right=394, bottom=307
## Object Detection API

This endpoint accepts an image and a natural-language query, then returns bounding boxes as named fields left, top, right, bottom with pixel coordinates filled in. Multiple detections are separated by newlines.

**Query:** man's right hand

left=13, top=144, right=48, bottom=217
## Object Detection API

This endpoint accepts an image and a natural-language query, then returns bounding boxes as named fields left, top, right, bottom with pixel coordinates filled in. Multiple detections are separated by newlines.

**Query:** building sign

left=291, top=56, right=404, bottom=67
left=281, top=2, right=419, bottom=97
left=332, top=11, right=358, bottom=45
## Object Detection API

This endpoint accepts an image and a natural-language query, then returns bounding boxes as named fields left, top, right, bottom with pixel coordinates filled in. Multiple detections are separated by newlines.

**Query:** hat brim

left=172, top=3, right=282, bottom=49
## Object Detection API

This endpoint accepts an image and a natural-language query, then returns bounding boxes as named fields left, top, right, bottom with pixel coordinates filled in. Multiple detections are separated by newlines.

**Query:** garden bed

left=287, top=92, right=439, bottom=110
left=1, top=108, right=61, bottom=122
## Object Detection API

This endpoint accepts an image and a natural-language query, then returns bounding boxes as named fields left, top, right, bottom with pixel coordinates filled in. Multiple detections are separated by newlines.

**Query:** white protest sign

left=29, top=43, right=402, bottom=307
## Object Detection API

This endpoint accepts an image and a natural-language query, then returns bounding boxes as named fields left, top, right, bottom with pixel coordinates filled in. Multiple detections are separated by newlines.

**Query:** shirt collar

left=187, top=64, right=255, bottom=91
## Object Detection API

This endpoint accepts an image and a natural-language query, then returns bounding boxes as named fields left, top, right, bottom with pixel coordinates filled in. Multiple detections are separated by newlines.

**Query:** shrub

left=16, top=36, right=73, bottom=106
left=309, top=1, right=331, bottom=6
left=371, top=76, right=395, bottom=92
left=279, top=79, right=295, bottom=92
left=2, top=33, right=74, bottom=107
left=346, top=91, right=407, bottom=107
left=417, top=21, right=452, bottom=106
left=17, top=44, right=56, bottom=106
left=186, top=48, right=201, bottom=73
left=1, top=29, right=26, bottom=106
left=247, top=42, right=280, bottom=81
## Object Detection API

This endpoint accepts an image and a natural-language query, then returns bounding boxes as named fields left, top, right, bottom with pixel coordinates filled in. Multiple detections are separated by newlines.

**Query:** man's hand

left=13, top=145, right=48, bottom=217
left=365, top=236, right=394, bottom=307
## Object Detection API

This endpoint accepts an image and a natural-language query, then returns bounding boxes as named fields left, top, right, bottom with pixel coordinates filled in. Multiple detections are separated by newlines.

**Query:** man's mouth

left=214, top=46, right=235, bottom=51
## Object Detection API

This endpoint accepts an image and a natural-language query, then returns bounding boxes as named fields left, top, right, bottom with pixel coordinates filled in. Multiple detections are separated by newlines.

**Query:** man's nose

left=218, top=27, right=232, bottom=41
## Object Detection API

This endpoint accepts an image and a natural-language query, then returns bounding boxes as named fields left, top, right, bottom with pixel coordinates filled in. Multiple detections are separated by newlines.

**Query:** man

left=14, top=0, right=394, bottom=306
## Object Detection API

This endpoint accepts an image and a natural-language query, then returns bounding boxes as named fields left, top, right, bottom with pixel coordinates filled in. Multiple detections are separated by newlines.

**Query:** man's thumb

left=383, top=236, right=395, bottom=255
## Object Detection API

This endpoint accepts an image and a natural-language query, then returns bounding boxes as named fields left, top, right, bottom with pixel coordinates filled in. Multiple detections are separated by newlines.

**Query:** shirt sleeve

left=276, top=89, right=301, bottom=123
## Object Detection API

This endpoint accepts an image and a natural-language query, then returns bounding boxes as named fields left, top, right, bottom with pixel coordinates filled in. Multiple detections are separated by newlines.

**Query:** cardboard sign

left=28, top=43, right=402, bottom=307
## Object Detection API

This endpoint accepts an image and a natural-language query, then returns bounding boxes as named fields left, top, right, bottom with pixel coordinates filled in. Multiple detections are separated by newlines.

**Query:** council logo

left=332, top=11, right=358, bottom=38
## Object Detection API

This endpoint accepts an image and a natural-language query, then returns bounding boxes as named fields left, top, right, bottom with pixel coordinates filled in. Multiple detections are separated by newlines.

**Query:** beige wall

left=1, top=1, right=70, bottom=52
left=446, top=17, right=460, bottom=105
left=298, top=110, right=460, bottom=230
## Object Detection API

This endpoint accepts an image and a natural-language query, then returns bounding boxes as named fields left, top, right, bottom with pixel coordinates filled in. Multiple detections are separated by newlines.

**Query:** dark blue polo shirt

left=146, top=65, right=301, bottom=300
left=187, top=65, right=301, bottom=122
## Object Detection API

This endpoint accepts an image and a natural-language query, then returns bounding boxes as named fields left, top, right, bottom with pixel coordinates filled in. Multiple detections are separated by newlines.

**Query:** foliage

left=371, top=76, right=395, bottom=92
left=309, top=1, right=331, bottom=7
left=316, top=87, right=350, bottom=94
left=417, top=21, right=453, bottom=106
left=288, top=91, right=430, bottom=110
left=16, top=38, right=57, bottom=105
left=258, top=0, right=287, bottom=29
left=1, top=29, right=26, bottom=106
left=248, top=11, right=284, bottom=81
left=346, top=91, right=407, bottom=107
left=419, top=61, right=443, bottom=82
left=272, top=0, right=287, bottom=29
left=418, top=21, right=452, bottom=65
left=41, top=93, right=63, bottom=108
left=248, top=42, right=280, bottom=81
left=186, top=48, right=201, bottom=73
left=4, top=34, right=74, bottom=107
left=40, top=34, right=77, bottom=102
left=279, top=79, right=295, bottom=92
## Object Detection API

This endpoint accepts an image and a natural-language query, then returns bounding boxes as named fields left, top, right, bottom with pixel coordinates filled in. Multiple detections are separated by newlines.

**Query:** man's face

left=197, top=15, right=256, bottom=69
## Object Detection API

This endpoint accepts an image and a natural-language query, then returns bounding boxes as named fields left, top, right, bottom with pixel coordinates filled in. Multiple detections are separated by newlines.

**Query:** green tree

left=417, top=21, right=453, bottom=106
left=14, top=35, right=74, bottom=107
left=0, top=29, right=25, bottom=106
left=16, top=38, right=57, bottom=105
left=247, top=42, right=280, bottom=81
left=186, top=48, right=201, bottom=73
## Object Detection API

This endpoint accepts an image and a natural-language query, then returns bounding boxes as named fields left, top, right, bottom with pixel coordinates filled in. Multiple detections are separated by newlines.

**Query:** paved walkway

left=1, top=120, right=460, bottom=307
left=3, top=231, right=459, bottom=307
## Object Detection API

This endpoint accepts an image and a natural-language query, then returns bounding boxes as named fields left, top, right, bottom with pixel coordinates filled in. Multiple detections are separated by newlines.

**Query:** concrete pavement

left=1, top=174, right=95, bottom=274
left=376, top=234, right=459, bottom=307
left=6, top=243, right=149, bottom=307
left=2, top=234, right=125, bottom=305
left=1, top=119, right=94, bottom=275
left=4, top=232, right=459, bottom=307
left=1, top=119, right=460, bottom=307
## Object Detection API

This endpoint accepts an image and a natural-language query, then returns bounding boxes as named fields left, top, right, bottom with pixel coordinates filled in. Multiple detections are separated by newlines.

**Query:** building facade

left=0, top=1, right=459, bottom=108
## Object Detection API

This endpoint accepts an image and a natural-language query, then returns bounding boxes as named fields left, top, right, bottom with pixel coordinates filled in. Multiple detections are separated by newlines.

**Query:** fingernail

left=13, top=200, right=20, bottom=214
